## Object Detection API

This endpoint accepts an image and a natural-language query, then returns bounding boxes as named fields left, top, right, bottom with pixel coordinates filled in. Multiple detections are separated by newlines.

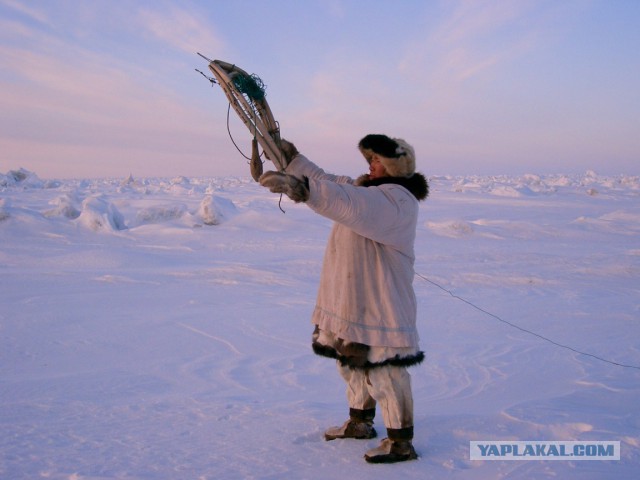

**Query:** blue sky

left=1, top=0, right=638, bottom=179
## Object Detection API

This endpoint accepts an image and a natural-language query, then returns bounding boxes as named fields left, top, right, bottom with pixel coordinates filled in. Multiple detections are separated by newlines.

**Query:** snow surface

left=1, top=168, right=639, bottom=479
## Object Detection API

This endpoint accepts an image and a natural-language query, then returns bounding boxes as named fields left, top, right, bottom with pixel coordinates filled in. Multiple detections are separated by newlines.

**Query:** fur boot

left=324, top=408, right=377, bottom=441
left=364, top=427, right=417, bottom=463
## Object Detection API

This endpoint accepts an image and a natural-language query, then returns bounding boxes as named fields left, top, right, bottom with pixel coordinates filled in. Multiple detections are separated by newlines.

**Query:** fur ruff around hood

left=355, top=172, right=429, bottom=201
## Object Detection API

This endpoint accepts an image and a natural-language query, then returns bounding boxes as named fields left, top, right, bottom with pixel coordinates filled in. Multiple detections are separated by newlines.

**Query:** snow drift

left=1, top=169, right=638, bottom=479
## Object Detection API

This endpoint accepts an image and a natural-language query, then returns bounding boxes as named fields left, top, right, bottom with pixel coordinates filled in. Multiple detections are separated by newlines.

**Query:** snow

left=1, top=168, right=639, bottom=479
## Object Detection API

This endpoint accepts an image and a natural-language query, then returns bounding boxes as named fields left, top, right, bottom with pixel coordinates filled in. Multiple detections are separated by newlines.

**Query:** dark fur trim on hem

left=359, top=351, right=425, bottom=370
left=312, top=342, right=425, bottom=370
left=355, top=173, right=429, bottom=201
left=312, top=342, right=339, bottom=360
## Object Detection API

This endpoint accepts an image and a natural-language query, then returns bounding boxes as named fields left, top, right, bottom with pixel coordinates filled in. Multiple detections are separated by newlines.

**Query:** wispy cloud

left=434, top=0, right=536, bottom=45
left=0, top=0, right=52, bottom=26
left=0, top=4, right=230, bottom=177
left=138, top=6, right=225, bottom=55
left=400, top=0, right=545, bottom=85
left=1, top=0, right=635, bottom=177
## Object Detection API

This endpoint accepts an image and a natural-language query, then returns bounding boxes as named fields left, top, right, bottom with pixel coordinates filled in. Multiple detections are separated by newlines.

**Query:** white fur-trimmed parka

left=286, top=154, right=429, bottom=368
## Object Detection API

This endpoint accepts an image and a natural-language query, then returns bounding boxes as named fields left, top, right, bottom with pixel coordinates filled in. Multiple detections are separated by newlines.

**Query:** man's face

left=368, top=154, right=388, bottom=179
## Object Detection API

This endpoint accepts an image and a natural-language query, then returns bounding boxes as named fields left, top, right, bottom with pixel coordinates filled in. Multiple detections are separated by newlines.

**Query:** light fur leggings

left=338, top=363, right=414, bottom=429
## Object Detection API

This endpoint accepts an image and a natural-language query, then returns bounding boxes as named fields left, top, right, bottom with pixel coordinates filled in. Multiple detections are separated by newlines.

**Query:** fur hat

left=358, top=134, right=416, bottom=178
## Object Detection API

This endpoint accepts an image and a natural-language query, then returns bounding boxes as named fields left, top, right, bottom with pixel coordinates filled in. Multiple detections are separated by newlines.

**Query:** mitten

left=259, top=171, right=309, bottom=203
left=265, top=139, right=299, bottom=168
left=279, top=139, right=299, bottom=167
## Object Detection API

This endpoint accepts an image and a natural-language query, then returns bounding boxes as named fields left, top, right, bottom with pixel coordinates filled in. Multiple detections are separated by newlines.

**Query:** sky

left=0, top=0, right=639, bottom=179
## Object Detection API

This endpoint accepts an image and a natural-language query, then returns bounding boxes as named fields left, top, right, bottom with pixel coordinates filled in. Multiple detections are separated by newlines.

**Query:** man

left=260, top=134, right=428, bottom=463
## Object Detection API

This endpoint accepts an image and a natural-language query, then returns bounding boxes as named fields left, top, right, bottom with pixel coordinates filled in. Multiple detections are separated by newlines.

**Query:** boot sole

left=324, top=429, right=377, bottom=441
left=364, top=451, right=418, bottom=464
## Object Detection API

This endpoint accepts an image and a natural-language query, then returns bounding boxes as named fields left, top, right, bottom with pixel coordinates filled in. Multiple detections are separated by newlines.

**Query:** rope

left=226, top=103, right=252, bottom=161
left=415, top=272, right=640, bottom=371
left=225, top=103, right=286, bottom=213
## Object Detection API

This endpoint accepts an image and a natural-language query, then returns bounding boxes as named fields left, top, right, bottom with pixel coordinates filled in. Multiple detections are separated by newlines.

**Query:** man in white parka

left=260, top=134, right=428, bottom=463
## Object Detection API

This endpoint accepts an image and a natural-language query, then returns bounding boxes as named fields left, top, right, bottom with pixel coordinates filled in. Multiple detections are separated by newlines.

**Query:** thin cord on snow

left=416, top=272, right=640, bottom=371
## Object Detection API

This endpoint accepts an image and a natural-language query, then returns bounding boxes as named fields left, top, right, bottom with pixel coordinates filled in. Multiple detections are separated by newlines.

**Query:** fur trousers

left=338, top=362, right=414, bottom=430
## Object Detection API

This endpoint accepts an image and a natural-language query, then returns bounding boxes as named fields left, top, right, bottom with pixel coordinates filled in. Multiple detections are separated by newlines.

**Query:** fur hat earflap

left=358, top=134, right=416, bottom=178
